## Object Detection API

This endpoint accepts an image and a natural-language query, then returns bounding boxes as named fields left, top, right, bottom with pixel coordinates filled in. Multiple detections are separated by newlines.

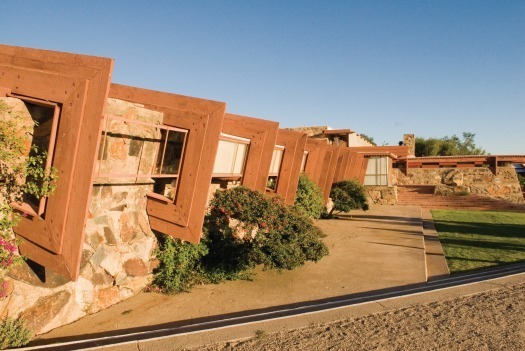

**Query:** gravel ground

left=187, top=282, right=525, bottom=351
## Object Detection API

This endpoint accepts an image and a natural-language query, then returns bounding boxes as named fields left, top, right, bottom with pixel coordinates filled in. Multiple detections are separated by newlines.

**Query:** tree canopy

left=415, top=132, right=487, bottom=157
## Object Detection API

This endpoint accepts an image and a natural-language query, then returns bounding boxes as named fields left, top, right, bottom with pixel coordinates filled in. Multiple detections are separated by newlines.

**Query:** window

left=300, top=151, right=309, bottom=172
left=8, top=95, right=60, bottom=218
left=109, top=83, right=226, bottom=244
left=2, top=44, right=114, bottom=280
left=364, top=156, right=389, bottom=185
left=267, top=145, right=284, bottom=191
left=212, top=134, right=250, bottom=178
left=96, top=114, right=188, bottom=201
left=269, top=146, right=284, bottom=176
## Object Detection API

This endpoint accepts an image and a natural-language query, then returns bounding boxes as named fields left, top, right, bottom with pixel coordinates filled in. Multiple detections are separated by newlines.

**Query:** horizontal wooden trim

left=146, top=192, right=172, bottom=204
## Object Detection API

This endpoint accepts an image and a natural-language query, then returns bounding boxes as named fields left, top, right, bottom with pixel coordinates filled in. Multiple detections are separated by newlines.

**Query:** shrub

left=0, top=316, right=32, bottom=349
left=153, top=187, right=329, bottom=293
left=205, top=187, right=328, bottom=273
left=152, top=236, right=208, bottom=293
left=328, top=179, right=369, bottom=216
left=0, top=100, right=57, bottom=299
left=294, top=173, right=325, bottom=219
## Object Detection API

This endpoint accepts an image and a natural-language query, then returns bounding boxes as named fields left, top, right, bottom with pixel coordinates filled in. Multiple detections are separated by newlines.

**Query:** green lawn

left=431, top=209, right=525, bottom=273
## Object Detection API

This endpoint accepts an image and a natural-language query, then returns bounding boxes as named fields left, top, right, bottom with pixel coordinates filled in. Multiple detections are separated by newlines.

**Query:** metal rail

left=19, top=262, right=525, bottom=351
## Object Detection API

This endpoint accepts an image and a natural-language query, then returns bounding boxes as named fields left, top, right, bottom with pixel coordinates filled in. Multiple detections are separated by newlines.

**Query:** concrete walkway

left=35, top=205, right=429, bottom=344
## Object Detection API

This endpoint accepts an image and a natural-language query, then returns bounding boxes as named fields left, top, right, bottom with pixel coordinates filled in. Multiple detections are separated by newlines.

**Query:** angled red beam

left=333, top=148, right=352, bottom=183
left=318, top=145, right=341, bottom=203
left=305, top=138, right=328, bottom=186
left=303, top=138, right=327, bottom=185
left=274, top=129, right=308, bottom=205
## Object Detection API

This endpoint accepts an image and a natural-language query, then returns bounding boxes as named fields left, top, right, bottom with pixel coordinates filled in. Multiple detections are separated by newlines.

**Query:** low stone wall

left=366, top=186, right=398, bottom=205
left=393, top=167, right=524, bottom=203
left=1, top=98, right=163, bottom=334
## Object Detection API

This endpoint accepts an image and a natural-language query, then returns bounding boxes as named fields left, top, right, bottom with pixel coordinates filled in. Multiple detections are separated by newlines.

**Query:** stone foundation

left=393, top=167, right=524, bottom=203
left=1, top=98, right=164, bottom=334
left=366, top=186, right=398, bottom=205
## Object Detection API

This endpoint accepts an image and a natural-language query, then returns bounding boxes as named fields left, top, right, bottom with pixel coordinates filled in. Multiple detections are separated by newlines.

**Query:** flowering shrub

left=0, top=100, right=57, bottom=300
left=153, top=186, right=329, bottom=293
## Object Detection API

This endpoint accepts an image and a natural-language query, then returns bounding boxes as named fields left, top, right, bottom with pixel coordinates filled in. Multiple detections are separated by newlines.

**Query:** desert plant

left=203, top=187, right=328, bottom=275
left=153, top=187, right=329, bottom=292
left=0, top=100, right=57, bottom=299
left=327, top=179, right=369, bottom=217
left=152, top=236, right=208, bottom=293
left=0, top=316, right=33, bottom=349
left=294, top=173, right=325, bottom=219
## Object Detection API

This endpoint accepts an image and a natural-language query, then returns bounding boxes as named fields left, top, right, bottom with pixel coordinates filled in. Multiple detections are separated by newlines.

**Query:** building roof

left=322, top=129, right=354, bottom=135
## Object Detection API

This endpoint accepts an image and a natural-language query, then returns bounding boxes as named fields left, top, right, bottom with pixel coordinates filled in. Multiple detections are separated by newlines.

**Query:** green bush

left=152, top=187, right=329, bottom=293
left=204, top=187, right=328, bottom=272
left=0, top=316, right=32, bottom=349
left=294, top=173, right=325, bottom=219
left=328, top=179, right=369, bottom=216
left=152, top=236, right=208, bottom=293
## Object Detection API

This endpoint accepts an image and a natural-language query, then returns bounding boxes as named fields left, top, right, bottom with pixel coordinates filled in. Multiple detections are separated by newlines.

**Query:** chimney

left=403, top=134, right=415, bottom=157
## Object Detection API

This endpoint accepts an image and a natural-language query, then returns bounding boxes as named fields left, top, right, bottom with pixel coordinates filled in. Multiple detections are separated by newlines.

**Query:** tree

left=415, top=132, right=487, bottom=157
left=327, top=179, right=369, bottom=217
left=360, top=134, right=376, bottom=146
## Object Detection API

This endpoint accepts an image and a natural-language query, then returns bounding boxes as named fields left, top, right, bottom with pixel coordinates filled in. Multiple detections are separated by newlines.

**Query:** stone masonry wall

left=366, top=186, right=398, bottom=205
left=1, top=98, right=163, bottom=335
left=393, top=167, right=524, bottom=203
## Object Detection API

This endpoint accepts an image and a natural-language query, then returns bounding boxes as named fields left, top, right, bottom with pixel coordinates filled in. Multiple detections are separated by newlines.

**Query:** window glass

left=269, top=147, right=284, bottom=176
left=364, top=156, right=388, bottom=186
left=212, top=137, right=249, bottom=176
left=160, top=130, right=185, bottom=174
left=213, top=139, right=237, bottom=174
left=300, top=151, right=308, bottom=172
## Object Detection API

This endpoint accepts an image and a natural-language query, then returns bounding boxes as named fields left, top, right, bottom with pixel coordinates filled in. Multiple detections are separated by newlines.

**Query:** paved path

left=35, top=206, right=428, bottom=344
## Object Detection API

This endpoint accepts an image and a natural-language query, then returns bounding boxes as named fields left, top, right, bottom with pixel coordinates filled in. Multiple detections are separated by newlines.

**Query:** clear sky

left=1, top=0, right=524, bottom=154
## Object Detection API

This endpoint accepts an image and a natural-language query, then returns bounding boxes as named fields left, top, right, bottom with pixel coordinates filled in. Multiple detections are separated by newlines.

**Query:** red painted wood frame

left=303, top=138, right=328, bottom=185
left=317, top=145, right=341, bottom=203
left=338, top=150, right=367, bottom=183
left=109, top=84, right=225, bottom=243
left=0, top=44, right=113, bottom=280
left=274, top=129, right=308, bottom=205
left=333, top=147, right=353, bottom=183
left=348, top=145, right=409, bottom=159
left=221, top=113, right=279, bottom=192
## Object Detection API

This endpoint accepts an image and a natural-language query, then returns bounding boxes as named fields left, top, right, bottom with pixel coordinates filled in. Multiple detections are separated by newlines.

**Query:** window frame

left=220, top=113, right=279, bottom=192
left=272, top=129, right=308, bottom=205
left=96, top=114, right=189, bottom=202
left=7, top=94, right=60, bottom=217
left=109, top=83, right=226, bottom=243
left=1, top=44, right=113, bottom=280
left=364, top=155, right=390, bottom=186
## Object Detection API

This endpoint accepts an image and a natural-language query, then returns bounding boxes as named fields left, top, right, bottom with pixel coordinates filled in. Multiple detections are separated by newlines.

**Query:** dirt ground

left=187, top=282, right=525, bottom=351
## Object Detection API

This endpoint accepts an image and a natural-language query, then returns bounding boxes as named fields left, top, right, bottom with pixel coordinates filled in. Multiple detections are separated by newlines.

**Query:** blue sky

left=1, top=0, right=524, bottom=154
